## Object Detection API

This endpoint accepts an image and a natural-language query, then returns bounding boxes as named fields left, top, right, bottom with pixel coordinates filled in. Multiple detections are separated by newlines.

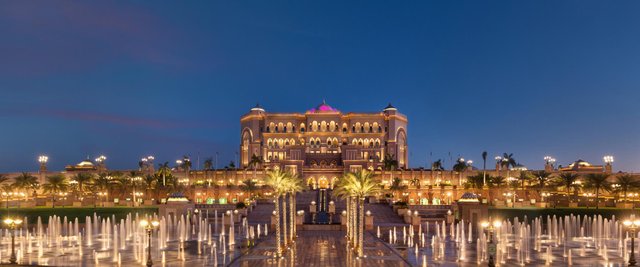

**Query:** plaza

left=2, top=1, right=640, bottom=266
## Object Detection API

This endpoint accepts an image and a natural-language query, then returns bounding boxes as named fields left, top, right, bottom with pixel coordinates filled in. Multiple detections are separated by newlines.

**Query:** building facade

left=240, top=101, right=408, bottom=188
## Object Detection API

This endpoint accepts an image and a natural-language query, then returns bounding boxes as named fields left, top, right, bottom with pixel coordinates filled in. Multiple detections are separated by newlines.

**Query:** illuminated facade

left=240, top=101, right=408, bottom=188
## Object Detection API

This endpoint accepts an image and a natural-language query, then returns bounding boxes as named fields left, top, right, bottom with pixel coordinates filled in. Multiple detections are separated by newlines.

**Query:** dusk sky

left=1, top=1, right=639, bottom=172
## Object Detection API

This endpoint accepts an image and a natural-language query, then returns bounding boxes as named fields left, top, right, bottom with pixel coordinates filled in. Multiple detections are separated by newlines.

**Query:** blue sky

left=1, top=1, right=639, bottom=172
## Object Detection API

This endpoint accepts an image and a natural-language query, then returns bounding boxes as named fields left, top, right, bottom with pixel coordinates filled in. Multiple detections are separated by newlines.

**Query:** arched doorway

left=307, top=177, right=316, bottom=189
left=318, top=177, right=329, bottom=189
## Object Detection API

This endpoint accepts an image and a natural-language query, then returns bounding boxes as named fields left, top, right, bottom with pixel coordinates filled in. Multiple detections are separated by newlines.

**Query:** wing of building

left=240, top=101, right=407, bottom=187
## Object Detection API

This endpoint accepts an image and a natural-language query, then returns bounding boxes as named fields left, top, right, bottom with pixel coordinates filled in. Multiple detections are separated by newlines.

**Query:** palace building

left=240, top=101, right=408, bottom=188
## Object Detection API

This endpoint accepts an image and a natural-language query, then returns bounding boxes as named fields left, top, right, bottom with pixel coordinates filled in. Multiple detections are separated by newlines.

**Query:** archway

left=318, top=177, right=329, bottom=189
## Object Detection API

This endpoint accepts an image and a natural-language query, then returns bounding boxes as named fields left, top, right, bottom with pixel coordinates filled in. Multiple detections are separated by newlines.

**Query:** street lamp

left=622, top=218, right=640, bottom=266
left=4, top=217, right=23, bottom=264
left=481, top=219, right=502, bottom=267
left=95, top=155, right=106, bottom=163
left=140, top=219, right=160, bottom=267
left=604, top=155, right=614, bottom=164
left=543, top=156, right=556, bottom=165
left=2, top=192, right=13, bottom=209
left=38, top=155, right=49, bottom=172
left=624, top=219, right=640, bottom=266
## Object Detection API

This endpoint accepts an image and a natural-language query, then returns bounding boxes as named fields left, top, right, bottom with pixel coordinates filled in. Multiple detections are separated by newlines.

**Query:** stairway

left=246, top=202, right=274, bottom=225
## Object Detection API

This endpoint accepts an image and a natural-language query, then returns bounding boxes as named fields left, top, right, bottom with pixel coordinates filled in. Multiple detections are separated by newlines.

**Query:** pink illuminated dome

left=308, top=100, right=339, bottom=113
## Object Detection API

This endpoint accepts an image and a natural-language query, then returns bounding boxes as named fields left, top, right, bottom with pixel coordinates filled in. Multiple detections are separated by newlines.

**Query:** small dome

left=569, top=159, right=592, bottom=168
left=309, top=100, right=338, bottom=113
left=166, top=192, right=190, bottom=203
left=511, top=164, right=528, bottom=171
left=251, top=103, right=265, bottom=112
left=383, top=103, right=397, bottom=111
left=458, top=192, right=480, bottom=203
left=77, top=160, right=94, bottom=167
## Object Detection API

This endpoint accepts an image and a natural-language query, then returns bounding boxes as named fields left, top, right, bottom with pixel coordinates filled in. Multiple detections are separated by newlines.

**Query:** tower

left=240, top=103, right=266, bottom=168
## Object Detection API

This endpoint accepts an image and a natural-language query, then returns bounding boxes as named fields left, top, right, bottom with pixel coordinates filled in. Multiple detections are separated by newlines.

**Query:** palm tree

left=465, top=173, right=484, bottom=192
left=613, top=174, right=639, bottom=203
left=452, top=158, right=467, bottom=186
left=264, top=169, right=290, bottom=257
left=431, top=159, right=444, bottom=182
left=553, top=173, right=581, bottom=203
left=334, top=176, right=357, bottom=247
left=181, top=156, right=192, bottom=178
left=284, top=173, right=305, bottom=243
left=482, top=151, right=488, bottom=187
left=126, top=171, right=143, bottom=206
left=500, top=153, right=517, bottom=178
left=0, top=184, right=13, bottom=208
left=518, top=171, right=533, bottom=191
left=0, top=174, right=9, bottom=186
left=431, top=159, right=444, bottom=171
left=142, top=174, right=157, bottom=202
left=72, top=173, right=94, bottom=201
left=12, top=172, right=38, bottom=200
left=92, top=173, right=114, bottom=206
left=239, top=179, right=259, bottom=200
left=203, top=157, right=214, bottom=170
left=531, top=171, right=551, bottom=201
left=489, top=176, right=506, bottom=188
left=383, top=153, right=398, bottom=171
left=42, top=174, right=69, bottom=208
left=157, top=162, right=172, bottom=186
left=335, top=170, right=380, bottom=258
left=585, top=173, right=610, bottom=209
left=409, top=177, right=421, bottom=189
left=249, top=154, right=262, bottom=170
left=389, top=177, right=407, bottom=201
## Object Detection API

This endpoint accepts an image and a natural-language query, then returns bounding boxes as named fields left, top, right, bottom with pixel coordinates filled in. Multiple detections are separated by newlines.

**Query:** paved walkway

left=230, top=231, right=410, bottom=267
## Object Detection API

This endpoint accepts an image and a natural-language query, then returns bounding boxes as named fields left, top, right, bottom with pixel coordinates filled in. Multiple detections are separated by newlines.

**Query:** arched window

left=312, top=121, right=319, bottom=132
left=355, top=122, right=361, bottom=133
left=300, top=123, right=306, bottom=133
left=329, top=121, right=336, bottom=132
left=321, top=121, right=327, bottom=132
left=373, top=122, right=379, bottom=133
left=364, top=122, right=370, bottom=133
left=327, top=139, right=332, bottom=146
left=287, top=122, right=293, bottom=133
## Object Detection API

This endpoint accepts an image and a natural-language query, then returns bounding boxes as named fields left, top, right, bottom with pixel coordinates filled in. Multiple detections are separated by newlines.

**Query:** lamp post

left=140, top=219, right=160, bottom=267
left=481, top=219, right=502, bottom=267
left=2, top=192, right=13, bottom=209
left=624, top=219, right=640, bottom=266
left=38, top=155, right=48, bottom=173
left=4, top=217, right=23, bottom=264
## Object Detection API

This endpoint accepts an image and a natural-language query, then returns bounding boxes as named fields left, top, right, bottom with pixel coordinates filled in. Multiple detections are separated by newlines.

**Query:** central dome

left=309, top=100, right=339, bottom=113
